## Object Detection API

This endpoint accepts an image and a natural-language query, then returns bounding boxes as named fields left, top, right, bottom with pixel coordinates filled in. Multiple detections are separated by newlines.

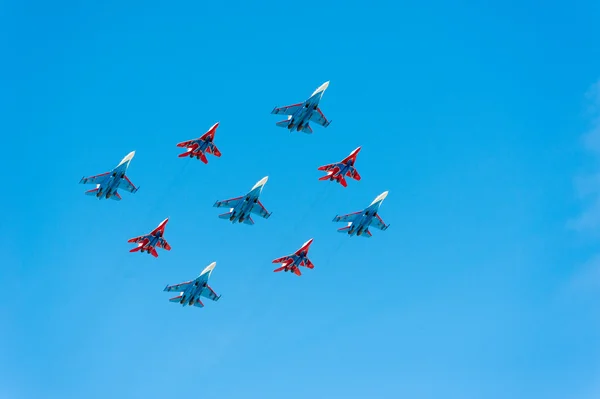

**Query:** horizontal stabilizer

left=301, top=124, right=313, bottom=134
left=109, top=192, right=122, bottom=201
left=243, top=216, right=255, bottom=225
left=85, top=188, right=99, bottom=196
left=150, top=247, right=159, bottom=257
left=218, top=212, right=233, bottom=220
left=169, top=295, right=183, bottom=303
left=339, top=177, right=348, bottom=187
left=178, top=150, right=192, bottom=158
left=337, top=226, right=351, bottom=233
left=193, top=299, right=205, bottom=308
left=359, top=229, right=372, bottom=238
left=129, top=246, right=142, bottom=253
left=276, top=119, right=291, bottom=128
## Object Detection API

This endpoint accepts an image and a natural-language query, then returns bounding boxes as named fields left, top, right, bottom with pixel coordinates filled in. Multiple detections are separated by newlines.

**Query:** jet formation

left=79, top=82, right=390, bottom=309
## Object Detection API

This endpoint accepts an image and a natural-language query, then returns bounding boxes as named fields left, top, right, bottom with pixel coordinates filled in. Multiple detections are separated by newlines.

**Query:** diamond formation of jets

left=128, top=218, right=172, bottom=257
left=176, top=122, right=222, bottom=163
left=78, top=81, right=393, bottom=311
left=318, top=146, right=362, bottom=187
left=164, top=262, right=221, bottom=307
left=272, top=239, right=315, bottom=276
left=79, top=151, right=138, bottom=200
left=332, top=191, right=390, bottom=237
left=271, top=81, right=331, bottom=134
left=214, top=176, right=272, bottom=225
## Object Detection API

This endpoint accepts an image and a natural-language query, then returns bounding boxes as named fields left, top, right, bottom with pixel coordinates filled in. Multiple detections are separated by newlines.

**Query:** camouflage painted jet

left=318, top=146, right=362, bottom=187
left=332, top=191, right=390, bottom=237
left=164, top=262, right=221, bottom=308
left=214, top=176, right=272, bottom=225
left=176, top=122, right=222, bottom=164
left=127, top=218, right=171, bottom=257
left=79, top=151, right=138, bottom=200
left=272, top=238, right=315, bottom=276
left=271, top=81, right=331, bottom=134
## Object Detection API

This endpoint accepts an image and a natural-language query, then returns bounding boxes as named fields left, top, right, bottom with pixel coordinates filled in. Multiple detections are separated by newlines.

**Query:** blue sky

left=1, top=1, right=600, bottom=398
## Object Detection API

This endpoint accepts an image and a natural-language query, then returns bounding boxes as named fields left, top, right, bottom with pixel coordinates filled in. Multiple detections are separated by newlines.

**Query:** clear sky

left=1, top=1, right=600, bottom=398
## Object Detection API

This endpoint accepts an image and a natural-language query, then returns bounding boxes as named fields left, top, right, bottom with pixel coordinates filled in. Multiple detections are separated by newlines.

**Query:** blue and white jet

left=164, top=262, right=221, bottom=308
left=271, top=81, right=331, bottom=134
left=79, top=151, right=138, bottom=200
left=214, top=176, right=272, bottom=225
left=332, top=191, right=390, bottom=237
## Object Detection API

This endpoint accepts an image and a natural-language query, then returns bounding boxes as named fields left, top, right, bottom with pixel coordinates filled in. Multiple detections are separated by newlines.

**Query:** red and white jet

left=272, top=239, right=315, bottom=276
left=127, top=218, right=171, bottom=257
left=317, top=146, right=362, bottom=187
left=176, top=122, right=222, bottom=164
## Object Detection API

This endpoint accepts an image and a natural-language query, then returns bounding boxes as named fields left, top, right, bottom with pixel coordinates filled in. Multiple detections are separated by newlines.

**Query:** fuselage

left=229, top=187, right=262, bottom=223
left=187, top=138, right=213, bottom=157
left=287, top=93, right=323, bottom=131
left=96, top=163, right=129, bottom=199
left=347, top=203, right=381, bottom=236
left=330, top=161, right=355, bottom=180
left=179, top=280, right=207, bottom=306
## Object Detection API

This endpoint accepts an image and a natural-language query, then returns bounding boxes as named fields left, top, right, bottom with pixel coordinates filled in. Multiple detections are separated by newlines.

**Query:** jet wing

left=371, top=214, right=389, bottom=230
left=157, top=238, right=172, bottom=250
left=79, top=172, right=110, bottom=185
left=200, top=285, right=220, bottom=301
left=271, top=103, right=302, bottom=116
left=118, top=176, right=138, bottom=193
left=214, top=196, right=243, bottom=209
left=309, top=107, right=331, bottom=127
left=317, top=163, right=340, bottom=172
left=164, top=281, right=193, bottom=293
left=127, top=235, right=148, bottom=243
left=176, top=139, right=197, bottom=148
left=250, top=200, right=271, bottom=219
left=332, top=211, right=362, bottom=223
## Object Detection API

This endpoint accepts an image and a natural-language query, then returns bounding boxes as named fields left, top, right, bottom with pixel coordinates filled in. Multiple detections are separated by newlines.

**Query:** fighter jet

left=176, top=122, right=222, bottom=164
left=164, top=262, right=221, bottom=308
left=271, top=81, right=331, bottom=134
left=332, top=191, right=390, bottom=237
left=127, top=218, right=171, bottom=257
left=214, top=176, right=272, bottom=225
left=79, top=151, right=138, bottom=200
left=318, top=146, right=362, bottom=187
left=272, top=239, right=315, bottom=276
